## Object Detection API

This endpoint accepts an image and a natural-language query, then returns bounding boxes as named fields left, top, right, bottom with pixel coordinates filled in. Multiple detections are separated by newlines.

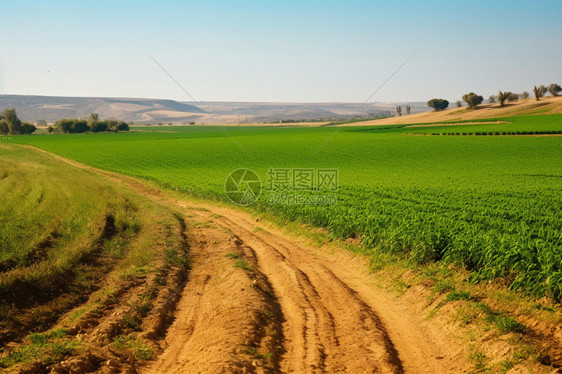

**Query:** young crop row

left=257, top=185, right=562, bottom=299
left=428, top=131, right=562, bottom=136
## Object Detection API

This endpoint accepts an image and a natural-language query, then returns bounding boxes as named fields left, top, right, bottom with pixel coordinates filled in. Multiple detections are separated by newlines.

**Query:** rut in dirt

left=142, top=204, right=406, bottom=374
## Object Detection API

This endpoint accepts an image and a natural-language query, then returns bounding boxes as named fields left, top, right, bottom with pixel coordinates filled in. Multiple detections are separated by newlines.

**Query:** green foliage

left=462, top=92, right=484, bottom=108
left=548, top=83, right=561, bottom=97
left=54, top=116, right=130, bottom=134
left=427, top=98, right=449, bottom=111
left=456, top=100, right=462, bottom=108
left=521, top=91, right=530, bottom=99
left=90, top=120, right=108, bottom=133
left=123, top=313, right=142, bottom=331
left=20, top=123, right=37, bottom=135
left=488, top=95, right=496, bottom=104
left=112, top=335, right=153, bottom=360
left=486, top=315, right=526, bottom=334
left=445, top=290, right=471, bottom=302
left=233, top=258, right=251, bottom=270
left=507, top=92, right=519, bottom=102
left=54, top=119, right=76, bottom=133
left=71, top=120, right=89, bottom=133
left=1, top=108, right=24, bottom=135
left=0, top=329, right=77, bottom=367
left=0, top=120, right=8, bottom=135
left=498, top=91, right=511, bottom=106
left=533, top=85, right=548, bottom=100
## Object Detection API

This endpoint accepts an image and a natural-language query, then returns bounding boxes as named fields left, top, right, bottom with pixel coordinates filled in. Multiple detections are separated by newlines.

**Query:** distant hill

left=0, top=95, right=428, bottom=124
left=0, top=95, right=204, bottom=124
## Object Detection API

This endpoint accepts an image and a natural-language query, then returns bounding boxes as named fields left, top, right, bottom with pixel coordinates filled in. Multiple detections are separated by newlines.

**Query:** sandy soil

left=132, top=199, right=468, bottom=373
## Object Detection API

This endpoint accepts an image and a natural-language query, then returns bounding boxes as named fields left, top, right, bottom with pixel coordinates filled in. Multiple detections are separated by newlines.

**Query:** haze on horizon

left=1, top=0, right=561, bottom=104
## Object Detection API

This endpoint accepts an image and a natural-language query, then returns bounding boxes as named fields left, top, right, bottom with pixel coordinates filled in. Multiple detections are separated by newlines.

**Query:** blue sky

left=1, top=0, right=561, bottom=102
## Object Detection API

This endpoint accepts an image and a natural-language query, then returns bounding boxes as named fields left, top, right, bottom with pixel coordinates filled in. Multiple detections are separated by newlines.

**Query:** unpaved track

left=144, top=202, right=466, bottom=374
left=27, top=146, right=468, bottom=373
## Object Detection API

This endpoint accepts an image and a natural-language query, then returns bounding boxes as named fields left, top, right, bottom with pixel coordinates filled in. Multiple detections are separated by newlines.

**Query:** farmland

left=12, top=113, right=562, bottom=299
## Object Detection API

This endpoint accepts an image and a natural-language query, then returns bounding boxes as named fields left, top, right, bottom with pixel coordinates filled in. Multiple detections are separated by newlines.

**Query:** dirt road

left=137, top=199, right=467, bottom=373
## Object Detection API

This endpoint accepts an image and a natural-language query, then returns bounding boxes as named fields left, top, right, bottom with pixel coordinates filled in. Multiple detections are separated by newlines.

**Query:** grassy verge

left=0, top=144, right=190, bottom=371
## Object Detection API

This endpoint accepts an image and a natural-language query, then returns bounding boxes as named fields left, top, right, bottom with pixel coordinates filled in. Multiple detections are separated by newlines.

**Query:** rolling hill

left=0, top=95, right=427, bottom=124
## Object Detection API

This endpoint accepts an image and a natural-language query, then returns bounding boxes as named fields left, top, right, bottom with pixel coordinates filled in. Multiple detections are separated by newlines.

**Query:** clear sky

left=1, top=0, right=561, bottom=103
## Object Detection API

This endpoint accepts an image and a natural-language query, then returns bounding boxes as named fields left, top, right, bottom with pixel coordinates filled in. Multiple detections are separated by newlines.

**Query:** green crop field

left=11, top=113, right=562, bottom=298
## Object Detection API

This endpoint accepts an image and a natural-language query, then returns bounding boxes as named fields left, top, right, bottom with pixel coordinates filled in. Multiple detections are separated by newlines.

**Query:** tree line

left=0, top=109, right=131, bottom=135
left=426, top=83, right=561, bottom=112
left=50, top=113, right=130, bottom=134
left=0, top=109, right=37, bottom=135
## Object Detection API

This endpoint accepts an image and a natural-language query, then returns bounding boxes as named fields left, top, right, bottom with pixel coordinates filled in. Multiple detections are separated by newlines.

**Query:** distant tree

left=0, top=114, right=8, bottom=135
left=20, top=122, right=37, bottom=135
left=456, top=100, right=462, bottom=108
left=427, top=99, right=449, bottom=111
left=55, top=119, right=75, bottom=133
left=533, top=85, right=548, bottom=101
left=71, top=120, right=89, bottom=133
left=406, top=105, right=411, bottom=115
left=498, top=91, right=512, bottom=106
left=488, top=95, right=496, bottom=104
left=36, top=119, right=47, bottom=127
left=521, top=91, right=530, bottom=99
left=396, top=105, right=402, bottom=116
left=88, top=112, right=99, bottom=129
left=116, top=121, right=130, bottom=132
left=90, top=121, right=108, bottom=133
left=462, top=92, right=484, bottom=109
left=507, top=93, right=519, bottom=102
left=548, top=83, right=561, bottom=97
left=47, top=125, right=54, bottom=134
left=2, top=108, right=22, bottom=135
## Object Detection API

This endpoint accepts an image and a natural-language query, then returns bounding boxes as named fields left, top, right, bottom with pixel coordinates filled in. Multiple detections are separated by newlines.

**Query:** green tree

left=20, top=122, right=37, bottom=135
left=90, top=121, right=108, bottom=133
left=427, top=99, right=449, bottom=111
left=533, top=85, right=548, bottom=101
left=396, top=105, right=402, bottom=116
left=508, top=93, right=519, bottom=102
left=0, top=120, right=8, bottom=135
left=88, top=112, right=99, bottom=129
left=47, top=125, right=54, bottom=134
left=498, top=91, right=512, bottom=106
left=521, top=91, right=530, bottom=99
left=456, top=100, right=462, bottom=108
left=71, top=120, right=89, bottom=133
left=36, top=119, right=47, bottom=127
left=548, top=83, right=561, bottom=97
left=2, top=108, right=22, bottom=135
left=55, top=119, right=75, bottom=133
left=488, top=95, right=496, bottom=104
left=462, top=92, right=484, bottom=109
